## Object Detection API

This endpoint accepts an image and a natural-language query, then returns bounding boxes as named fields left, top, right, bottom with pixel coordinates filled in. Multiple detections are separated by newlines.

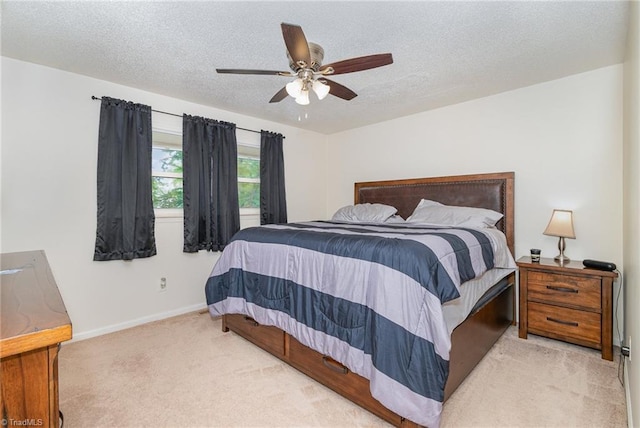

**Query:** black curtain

left=94, top=97, right=156, bottom=261
left=260, top=130, right=287, bottom=225
left=183, top=115, right=240, bottom=252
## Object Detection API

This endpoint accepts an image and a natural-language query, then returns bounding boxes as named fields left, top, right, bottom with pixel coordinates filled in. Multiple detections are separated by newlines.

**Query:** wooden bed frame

left=222, top=171, right=515, bottom=427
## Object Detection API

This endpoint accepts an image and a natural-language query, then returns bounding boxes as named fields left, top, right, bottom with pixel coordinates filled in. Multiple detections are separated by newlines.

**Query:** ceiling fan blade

left=269, top=87, right=289, bottom=103
left=216, top=68, right=290, bottom=76
left=320, top=53, right=393, bottom=75
left=281, top=23, right=311, bottom=67
left=321, top=78, right=357, bottom=101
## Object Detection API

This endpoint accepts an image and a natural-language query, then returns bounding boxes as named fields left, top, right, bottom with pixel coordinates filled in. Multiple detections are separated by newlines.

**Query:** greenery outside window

left=152, top=131, right=183, bottom=216
left=238, top=144, right=260, bottom=214
left=151, top=130, right=260, bottom=217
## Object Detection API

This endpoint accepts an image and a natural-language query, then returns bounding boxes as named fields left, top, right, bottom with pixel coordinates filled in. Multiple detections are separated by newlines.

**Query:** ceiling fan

left=216, top=23, right=393, bottom=105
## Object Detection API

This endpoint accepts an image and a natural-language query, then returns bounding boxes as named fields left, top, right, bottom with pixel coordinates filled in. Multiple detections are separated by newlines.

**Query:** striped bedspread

left=205, top=221, right=512, bottom=427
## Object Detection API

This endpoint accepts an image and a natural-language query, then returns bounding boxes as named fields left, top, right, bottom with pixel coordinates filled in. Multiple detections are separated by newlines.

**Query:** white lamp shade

left=543, top=209, right=575, bottom=239
left=312, top=80, right=330, bottom=100
left=286, top=79, right=303, bottom=98
left=295, top=89, right=310, bottom=105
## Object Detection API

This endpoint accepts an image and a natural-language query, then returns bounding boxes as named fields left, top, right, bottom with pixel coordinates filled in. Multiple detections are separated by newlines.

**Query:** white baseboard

left=625, top=359, right=634, bottom=428
left=68, top=302, right=209, bottom=343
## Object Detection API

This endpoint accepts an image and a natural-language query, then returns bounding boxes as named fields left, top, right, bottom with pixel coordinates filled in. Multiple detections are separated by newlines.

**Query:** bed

left=205, top=171, right=515, bottom=427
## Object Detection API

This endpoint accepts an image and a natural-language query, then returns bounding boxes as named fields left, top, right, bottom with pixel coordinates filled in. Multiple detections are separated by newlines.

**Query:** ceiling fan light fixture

left=217, top=24, right=393, bottom=104
left=295, top=89, right=310, bottom=105
left=286, top=78, right=303, bottom=98
left=312, top=80, right=330, bottom=100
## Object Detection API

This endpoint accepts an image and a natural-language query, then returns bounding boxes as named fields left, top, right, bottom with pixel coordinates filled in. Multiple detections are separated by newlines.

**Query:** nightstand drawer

left=528, top=302, right=601, bottom=347
left=527, top=271, right=601, bottom=311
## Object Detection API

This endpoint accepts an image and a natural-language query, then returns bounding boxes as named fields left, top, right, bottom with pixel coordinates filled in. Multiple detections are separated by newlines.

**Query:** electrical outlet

left=629, top=337, right=632, bottom=361
left=159, top=277, right=167, bottom=292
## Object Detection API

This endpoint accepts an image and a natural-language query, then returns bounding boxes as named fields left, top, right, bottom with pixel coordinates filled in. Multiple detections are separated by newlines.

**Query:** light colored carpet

left=58, top=311, right=627, bottom=427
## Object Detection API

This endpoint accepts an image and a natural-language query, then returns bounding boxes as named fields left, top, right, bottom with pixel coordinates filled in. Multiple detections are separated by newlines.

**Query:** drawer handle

left=547, top=317, right=579, bottom=327
left=546, top=285, right=578, bottom=294
left=243, top=316, right=259, bottom=327
left=322, top=356, right=349, bottom=375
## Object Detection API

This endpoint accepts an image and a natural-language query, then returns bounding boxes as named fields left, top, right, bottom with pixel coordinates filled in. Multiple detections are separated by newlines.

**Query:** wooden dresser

left=1, top=250, right=72, bottom=428
left=517, top=256, right=617, bottom=360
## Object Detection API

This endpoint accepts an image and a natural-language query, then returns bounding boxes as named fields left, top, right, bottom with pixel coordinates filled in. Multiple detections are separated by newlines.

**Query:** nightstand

left=517, top=256, right=617, bottom=360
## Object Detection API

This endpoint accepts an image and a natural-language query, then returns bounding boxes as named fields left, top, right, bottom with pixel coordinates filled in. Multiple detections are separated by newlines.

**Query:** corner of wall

left=622, top=1, right=640, bottom=427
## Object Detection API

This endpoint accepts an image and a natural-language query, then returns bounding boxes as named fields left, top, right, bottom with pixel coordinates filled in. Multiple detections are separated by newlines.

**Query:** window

left=152, top=131, right=183, bottom=215
left=151, top=130, right=260, bottom=216
left=238, top=144, right=260, bottom=213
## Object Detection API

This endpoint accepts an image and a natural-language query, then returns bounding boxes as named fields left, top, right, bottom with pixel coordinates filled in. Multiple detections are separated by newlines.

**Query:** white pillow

left=407, top=202, right=503, bottom=228
left=413, top=199, right=444, bottom=209
left=331, top=203, right=398, bottom=223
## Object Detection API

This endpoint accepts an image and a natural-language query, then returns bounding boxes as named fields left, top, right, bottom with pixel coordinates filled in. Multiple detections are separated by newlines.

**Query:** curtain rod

left=91, top=96, right=264, bottom=135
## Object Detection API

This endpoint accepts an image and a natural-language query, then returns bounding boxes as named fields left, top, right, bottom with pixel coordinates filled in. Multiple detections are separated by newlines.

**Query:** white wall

left=327, top=65, right=623, bottom=263
left=327, top=65, right=624, bottom=339
left=0, top=57, right=328, bottom=340
left=623, top=1, right=639, bottom=426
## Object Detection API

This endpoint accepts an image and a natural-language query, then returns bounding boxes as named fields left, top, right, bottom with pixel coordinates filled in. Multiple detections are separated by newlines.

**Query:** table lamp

left=543, top=209, right=575, bottom=264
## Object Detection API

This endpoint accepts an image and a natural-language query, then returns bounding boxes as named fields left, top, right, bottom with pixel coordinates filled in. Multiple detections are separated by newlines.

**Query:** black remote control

left=583, top=259, right=616, bottom=271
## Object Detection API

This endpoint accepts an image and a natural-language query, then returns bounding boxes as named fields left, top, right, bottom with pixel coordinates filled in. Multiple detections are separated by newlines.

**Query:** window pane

left=152, top=177, right=183, bottom=209
left=238, top=182, right=259, bottom=209
left=238, top=157, right=259, bottom=179
left=152, top=148, right=183, bottom=174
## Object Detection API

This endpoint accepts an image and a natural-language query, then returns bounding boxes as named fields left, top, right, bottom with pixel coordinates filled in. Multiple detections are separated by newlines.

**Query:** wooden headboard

left=354, top=172, right=515, bottom=256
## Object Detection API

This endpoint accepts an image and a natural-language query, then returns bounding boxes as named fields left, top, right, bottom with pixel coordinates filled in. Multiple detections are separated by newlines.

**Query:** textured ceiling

left=1, top=1, right=630, bottom=134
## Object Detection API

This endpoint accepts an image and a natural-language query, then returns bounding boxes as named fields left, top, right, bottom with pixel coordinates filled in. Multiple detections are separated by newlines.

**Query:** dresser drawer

left=527, top=271, right=601, bottom=311
left=528, top=302, right=601, bottom=348
left=289, top=337, right=370, bottom=397
left=288, top=337, right=403, bottom=425
left=224, top=314, right=285, bottom=357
